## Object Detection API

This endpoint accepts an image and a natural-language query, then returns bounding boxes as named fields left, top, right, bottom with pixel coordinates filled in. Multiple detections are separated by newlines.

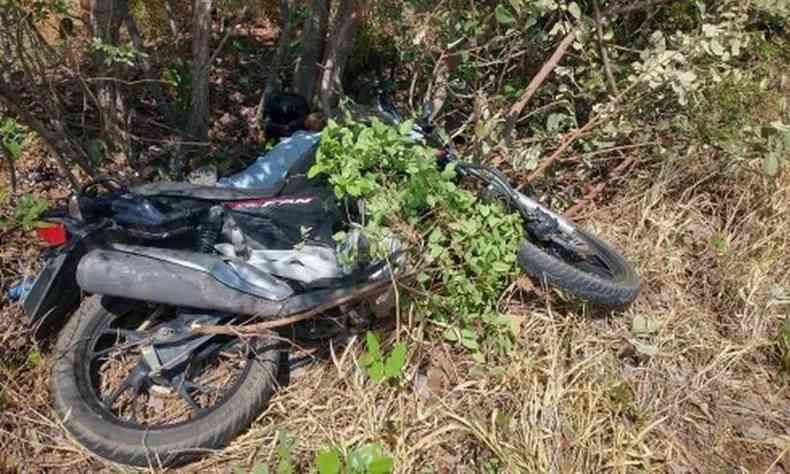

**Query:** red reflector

left=36, top=223, right=68, bottom=246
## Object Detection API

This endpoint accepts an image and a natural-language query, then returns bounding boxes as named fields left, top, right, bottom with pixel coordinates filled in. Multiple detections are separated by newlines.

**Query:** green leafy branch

left=360, top=332, right=407, bottom=383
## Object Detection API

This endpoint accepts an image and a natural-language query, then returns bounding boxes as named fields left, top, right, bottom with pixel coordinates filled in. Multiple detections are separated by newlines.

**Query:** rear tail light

left=36, top=223, right=68, bottom=246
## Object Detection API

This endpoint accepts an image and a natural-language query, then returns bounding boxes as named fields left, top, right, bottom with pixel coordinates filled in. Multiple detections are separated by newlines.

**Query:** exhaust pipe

left=76, top=248, right=367, bottom=318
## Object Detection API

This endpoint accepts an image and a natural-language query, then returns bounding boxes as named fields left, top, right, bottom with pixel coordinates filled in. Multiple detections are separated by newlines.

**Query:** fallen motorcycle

left=20, top=93, right=639, bottom=467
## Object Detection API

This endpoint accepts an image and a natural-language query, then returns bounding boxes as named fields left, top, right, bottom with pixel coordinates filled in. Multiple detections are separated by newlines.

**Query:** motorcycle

left=20, top=91, right=639, bottom=467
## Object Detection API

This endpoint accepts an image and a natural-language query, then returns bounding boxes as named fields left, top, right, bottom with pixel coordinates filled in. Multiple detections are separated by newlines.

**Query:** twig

left=503, top=26, right=578, bottom=144
left=0, top=223, right=20, bottom=240
left=565, top=156, right=636, bottom=218
left=0, top=144, right=16, bottom=193
left=605, top=0, right=674, bottom=15
left=561, top=141, right=658, bottom=162
left=206, top=6, right=251, bottom=72
left=525, top=117, right=602, bottom=184
left=593, top=0, right=619, bottom=96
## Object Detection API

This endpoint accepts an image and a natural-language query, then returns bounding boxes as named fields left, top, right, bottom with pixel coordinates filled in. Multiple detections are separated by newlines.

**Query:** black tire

left=517, top=227, right=640, bottom=307
left=51, top=296, right=284, bottom=467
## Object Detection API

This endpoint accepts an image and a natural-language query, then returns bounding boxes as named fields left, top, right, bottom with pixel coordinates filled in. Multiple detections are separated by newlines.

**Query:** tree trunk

left=187, top=0, right=213, bottom=143
left=318, top=0, right=366, bottom=115
left=90, top=0, right=129, bottom=157
left=256, top=0, right=293, bottom=127
left=294, top=0, right=329, bottom=105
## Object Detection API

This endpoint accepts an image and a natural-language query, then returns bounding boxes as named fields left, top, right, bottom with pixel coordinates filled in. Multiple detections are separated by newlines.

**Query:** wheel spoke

left=101, top=328, right=146, bottom=342
left=177, top=382, right=200, bottom=411
left=103, top=380, right=130, bottom=409
left=183, top=381, right=221, bottom=395
left=91, top=339, right=146, bottom=361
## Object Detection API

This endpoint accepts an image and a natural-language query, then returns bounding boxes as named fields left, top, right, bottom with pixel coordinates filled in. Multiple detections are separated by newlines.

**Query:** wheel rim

left=83, top=306, right=254, bottom=429
left=542, top=234, right=617, bottom=281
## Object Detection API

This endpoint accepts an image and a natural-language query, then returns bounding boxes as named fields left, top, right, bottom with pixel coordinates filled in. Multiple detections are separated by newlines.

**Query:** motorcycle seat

left=130, top=182, right=283, bottom=201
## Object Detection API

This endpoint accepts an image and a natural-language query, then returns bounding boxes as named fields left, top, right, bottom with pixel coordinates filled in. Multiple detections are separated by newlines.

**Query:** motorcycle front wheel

left=50, top=296, right=284, bottom=467
left=518, top=224, right=640, bottom=307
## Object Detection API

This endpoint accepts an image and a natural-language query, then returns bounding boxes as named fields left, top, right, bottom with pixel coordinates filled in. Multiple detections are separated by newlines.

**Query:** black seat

left=131, top=182, right=283, bottom=201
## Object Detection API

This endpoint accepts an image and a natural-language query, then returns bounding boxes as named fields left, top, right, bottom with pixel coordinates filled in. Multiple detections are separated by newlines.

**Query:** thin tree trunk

left=187, top=0, right=213, bottom=142
left=91, top=0, right=128, bottom=156
left=294, top=0, right=329, bottom=105
left=164, top=0, right=180, bottom=37
left=319, top=0, right=366, bottom=116
left=593, top=0, right=619, bottom=96
left=256, top=0, right=293, bottom=127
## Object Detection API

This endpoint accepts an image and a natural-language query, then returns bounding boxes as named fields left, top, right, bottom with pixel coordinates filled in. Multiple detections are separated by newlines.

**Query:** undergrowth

left=310, top=117, right=524, bottom=359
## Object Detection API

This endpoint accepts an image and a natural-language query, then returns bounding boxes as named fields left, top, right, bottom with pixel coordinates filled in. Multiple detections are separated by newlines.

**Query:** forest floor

left=2, top=33, right=790, bottom=474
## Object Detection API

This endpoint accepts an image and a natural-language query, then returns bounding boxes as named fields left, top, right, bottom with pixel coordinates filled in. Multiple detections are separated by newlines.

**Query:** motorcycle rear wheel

left=51, top=296, right=284, bottom=467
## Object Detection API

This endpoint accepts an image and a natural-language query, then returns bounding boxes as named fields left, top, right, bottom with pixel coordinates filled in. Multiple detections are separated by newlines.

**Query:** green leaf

left=368, top=361, right=385, bottom=382
left=568, top=2, right=582, bottom=19
left=366, top=332, right=382, bottom=361
left=631, top=339, right=659, bottom=356
left=399, top=119, right=415, bottom=136
left=3, top=140, right=21, bottom=160
left=460, top=333, right=479, bottom=351
left=349, top=443, right=389, bottom=473
left=316, top=449, right=342, bottom=474
left=764, top=153, right=780, bottom=177
left=546, top=113, right=565, bottom=133
left=383, top=342, right=407, bottom=378
left=495, top=4, right=516, bottom=24
left=368, top=456, right=394, bottom=474
left=631, top=315, right=661, bottom=335
left=26, top=350, right=42, bottom=368
left=252, top=464, right=270, bottom=474
left=442, top=327, right=459, bottom=342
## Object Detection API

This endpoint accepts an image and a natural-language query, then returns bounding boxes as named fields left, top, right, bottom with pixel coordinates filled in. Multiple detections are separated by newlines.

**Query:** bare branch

left=503, top=26, right=578, bottom=144
left=593, top=0, right=619, bottom=96
left=604, top=0, right=674, bottom=16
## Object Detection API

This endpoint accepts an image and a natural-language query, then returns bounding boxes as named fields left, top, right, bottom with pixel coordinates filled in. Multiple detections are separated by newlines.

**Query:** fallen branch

left=503, top=26, right=578, bottom=144
left=525, top=117, right=603, bottom=184
left=191, top=275, right=413, bottom=336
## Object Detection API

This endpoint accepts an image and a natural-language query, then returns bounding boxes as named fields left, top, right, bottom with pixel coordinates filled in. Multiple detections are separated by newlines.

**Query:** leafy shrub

left=0, top=195, right=49, bottom=232
left=0, top=117, right=26, bottom=162
left=310, top=117, right=524, bottom=357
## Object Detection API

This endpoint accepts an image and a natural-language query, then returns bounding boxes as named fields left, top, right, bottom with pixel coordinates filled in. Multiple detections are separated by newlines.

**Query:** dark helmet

left=264, top=92, right=309, bottom=138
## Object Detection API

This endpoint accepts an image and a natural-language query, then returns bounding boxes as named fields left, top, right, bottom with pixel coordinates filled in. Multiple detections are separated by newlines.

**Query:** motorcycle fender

left=23, top=240, right=87, bottom=340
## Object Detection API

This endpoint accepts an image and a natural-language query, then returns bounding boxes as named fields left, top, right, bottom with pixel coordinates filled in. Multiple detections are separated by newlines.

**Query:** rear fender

left=23, top=239, right=87, bottom=340
left=23, top=217, right=99, bottom=341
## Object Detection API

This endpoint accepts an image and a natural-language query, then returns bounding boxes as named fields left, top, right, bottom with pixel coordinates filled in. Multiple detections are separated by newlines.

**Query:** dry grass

left=2, top=141, right=790, bottom=473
